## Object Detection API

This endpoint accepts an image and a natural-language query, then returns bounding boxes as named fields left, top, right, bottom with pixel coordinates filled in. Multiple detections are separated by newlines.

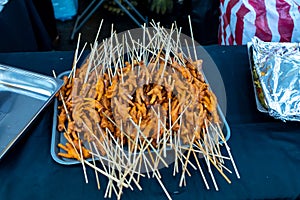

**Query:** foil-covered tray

left=248, top=37, right=300, bottom=121
left=51, top=71, right=231, bottom=165
left=0, top=64, right=63, bottom=160
left=247, top=42, right=268, bottom=113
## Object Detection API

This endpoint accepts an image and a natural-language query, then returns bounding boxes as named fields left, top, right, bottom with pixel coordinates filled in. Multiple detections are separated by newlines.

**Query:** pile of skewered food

left=54, top=19, right=239, bottom=199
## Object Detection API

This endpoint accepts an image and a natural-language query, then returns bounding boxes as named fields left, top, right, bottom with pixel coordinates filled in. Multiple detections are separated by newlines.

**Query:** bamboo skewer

left=195, top=139, right=231, bottom=184
left=188, top=15, right=198, bottom=61
left=77, top=126, right=90, bottom=184
left=88, top=142, right=101, bottom=190
left=84, top=160, right=129, bottom=188
left=217, top=124, right=240, bottom=179
left=70, top=33, right=81, bottom=80
left=191, top=147, right=210, bottom=190
left=52, top=71, right=72, bottom=122
left=179, top=135, right=195, bottom=187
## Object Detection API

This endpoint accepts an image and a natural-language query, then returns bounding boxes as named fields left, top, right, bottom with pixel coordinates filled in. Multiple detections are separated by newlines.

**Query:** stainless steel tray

left=51, top=71, right=231, bottom=165
left=247, top=42, right=268, bottom=113
left=0, top=64, right=63, bottom=160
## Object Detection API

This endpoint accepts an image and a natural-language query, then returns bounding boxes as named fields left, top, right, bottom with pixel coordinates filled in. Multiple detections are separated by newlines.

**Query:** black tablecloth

left=0, top=46, right=300, bottom=200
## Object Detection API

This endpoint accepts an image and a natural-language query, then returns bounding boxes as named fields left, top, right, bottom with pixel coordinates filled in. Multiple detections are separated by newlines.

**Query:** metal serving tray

left=247, top=42, right=268, bottom=113
left=0, top=64, right=63, bottom=160
left=51, top=71, right=231, bottom=165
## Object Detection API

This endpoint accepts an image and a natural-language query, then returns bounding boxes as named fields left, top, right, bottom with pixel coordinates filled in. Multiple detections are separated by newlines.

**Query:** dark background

left=0, top=0, right=220, bottom=52
left=57, top=0, right=220, bottom=50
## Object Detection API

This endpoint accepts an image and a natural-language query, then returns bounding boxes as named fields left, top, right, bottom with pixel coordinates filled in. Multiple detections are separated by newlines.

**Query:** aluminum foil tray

left=51, top=71, right=231, bottom=165
left=0, top=64, right=63, bottom=160
left=248, top=37, right=300, bottom=121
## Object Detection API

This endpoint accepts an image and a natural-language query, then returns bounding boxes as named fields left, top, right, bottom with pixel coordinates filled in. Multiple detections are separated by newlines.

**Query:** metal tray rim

left=247, top=42, right=269, bottom=113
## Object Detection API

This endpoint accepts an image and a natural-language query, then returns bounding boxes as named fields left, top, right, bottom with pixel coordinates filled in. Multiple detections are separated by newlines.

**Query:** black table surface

left=0, top=45, right=300, bottom=200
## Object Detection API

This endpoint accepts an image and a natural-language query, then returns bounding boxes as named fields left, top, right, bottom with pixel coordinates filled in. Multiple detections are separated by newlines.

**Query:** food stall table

left=0, top=45, right=299, bottom=199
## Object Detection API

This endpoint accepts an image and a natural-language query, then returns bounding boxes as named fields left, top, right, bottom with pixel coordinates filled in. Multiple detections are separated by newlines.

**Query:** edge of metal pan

left=0, top=64, right=64, bottom=160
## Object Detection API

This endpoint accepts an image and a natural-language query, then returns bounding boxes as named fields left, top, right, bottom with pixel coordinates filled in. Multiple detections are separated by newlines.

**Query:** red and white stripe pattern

left=219, top=0, right=300, bottom=45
